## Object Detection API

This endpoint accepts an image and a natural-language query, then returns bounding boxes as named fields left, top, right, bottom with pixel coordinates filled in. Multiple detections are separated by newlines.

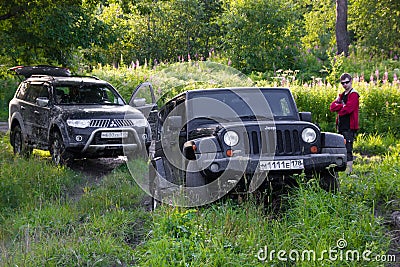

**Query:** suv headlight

left=223, top=130, right=239, bottom=146
left=67, top=119, right=91, bottom=128
left=301, top=128, right=317, bottom=143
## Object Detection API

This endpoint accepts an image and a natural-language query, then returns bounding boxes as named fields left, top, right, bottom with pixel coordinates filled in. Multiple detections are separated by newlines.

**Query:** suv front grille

left=90, top=119, right=110, bottom=127
left=89, top=119, right=140, bottom=128
left=244, top=129, right=301, bottom=155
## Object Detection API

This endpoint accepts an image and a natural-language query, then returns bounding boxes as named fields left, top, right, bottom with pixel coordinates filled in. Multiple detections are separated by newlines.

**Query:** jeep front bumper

left=195, top=152, right=347, bottom=176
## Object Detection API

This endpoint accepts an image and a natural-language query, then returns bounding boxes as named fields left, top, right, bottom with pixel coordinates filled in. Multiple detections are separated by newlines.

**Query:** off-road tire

left=319, top=171, right=340, bottom=193
left=11, top=125, right=32, bottom=157
left=50, top=130, right=72, bottom=165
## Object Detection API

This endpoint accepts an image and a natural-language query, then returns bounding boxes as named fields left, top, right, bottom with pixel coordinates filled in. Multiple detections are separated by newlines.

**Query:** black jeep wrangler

left=8, top=66, right=153, bottom=164
left=149, top=87, right=347, bottom=207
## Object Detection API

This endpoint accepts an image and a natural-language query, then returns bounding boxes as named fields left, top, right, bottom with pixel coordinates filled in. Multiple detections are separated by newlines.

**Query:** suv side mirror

left=133, top=98, right=146, bottom=107
left=299, top=112, right=312, bottom=122
left=36, top=97, right=49, bottom=107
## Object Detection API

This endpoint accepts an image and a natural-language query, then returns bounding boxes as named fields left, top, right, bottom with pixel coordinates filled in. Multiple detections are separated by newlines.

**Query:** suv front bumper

left=66, top=127, right=144, bottom=157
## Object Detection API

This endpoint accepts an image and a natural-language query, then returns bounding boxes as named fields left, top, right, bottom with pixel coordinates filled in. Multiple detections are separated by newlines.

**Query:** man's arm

left=330, top=95, right=344, bottom=112
left=338, top=92, right=359, bottom=116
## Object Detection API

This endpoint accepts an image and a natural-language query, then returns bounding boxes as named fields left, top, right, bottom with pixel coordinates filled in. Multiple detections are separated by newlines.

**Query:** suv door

left=24, top=82, right=51, bottom=146
left=129, top=82, right=158, bottom=138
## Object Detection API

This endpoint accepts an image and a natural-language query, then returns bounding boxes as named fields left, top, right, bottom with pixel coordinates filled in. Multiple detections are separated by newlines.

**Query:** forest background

left=0, top=0, right=399, bottom=81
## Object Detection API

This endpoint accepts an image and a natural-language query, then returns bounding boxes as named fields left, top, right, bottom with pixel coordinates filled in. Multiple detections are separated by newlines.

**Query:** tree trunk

left=335, top=0, right=349, bottom=56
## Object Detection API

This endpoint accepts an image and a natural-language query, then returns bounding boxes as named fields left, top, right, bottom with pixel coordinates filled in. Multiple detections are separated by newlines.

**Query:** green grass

left=0, top=132, right=399, bottom=266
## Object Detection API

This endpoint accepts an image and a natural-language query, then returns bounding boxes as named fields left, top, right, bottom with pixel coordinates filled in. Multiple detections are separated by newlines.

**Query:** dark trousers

left=339, top=130, right=356, bottom=162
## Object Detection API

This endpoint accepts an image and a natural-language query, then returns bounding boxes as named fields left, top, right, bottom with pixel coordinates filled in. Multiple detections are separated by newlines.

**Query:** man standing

left=330, top=73, right=360, bottom=174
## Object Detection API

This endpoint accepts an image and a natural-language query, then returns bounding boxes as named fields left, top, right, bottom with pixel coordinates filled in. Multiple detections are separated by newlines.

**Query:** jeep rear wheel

left=11, top=125, right=32, bottom=157
left=50, top=131, right=72, bottom=165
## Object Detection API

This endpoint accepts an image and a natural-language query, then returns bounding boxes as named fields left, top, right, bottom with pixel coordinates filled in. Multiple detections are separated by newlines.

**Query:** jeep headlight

left=67, top=119, right=91, bottom=128
left=223, top=130, right=239, bottom=146
left=301, top=128, right=317, bottom=143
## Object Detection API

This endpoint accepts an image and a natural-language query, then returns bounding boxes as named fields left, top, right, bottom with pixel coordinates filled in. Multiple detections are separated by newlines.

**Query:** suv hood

left=60, top=105, right=145, bottom=120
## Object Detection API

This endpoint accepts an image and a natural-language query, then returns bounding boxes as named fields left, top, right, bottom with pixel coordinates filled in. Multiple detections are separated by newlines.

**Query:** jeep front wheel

left=319, top=171, right=340, bottom=193
left=11, top=125, right=32, bottom=157
left=50, top=131, right=72, bottom=165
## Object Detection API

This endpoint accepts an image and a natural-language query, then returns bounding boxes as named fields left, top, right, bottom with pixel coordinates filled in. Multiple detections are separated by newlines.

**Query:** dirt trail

left=0, top=122, right=8, bottom=133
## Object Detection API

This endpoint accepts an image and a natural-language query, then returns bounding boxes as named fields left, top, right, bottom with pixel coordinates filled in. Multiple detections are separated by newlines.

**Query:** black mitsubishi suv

left=149, top=87, right=347, bottom=207
left=8, top=66, right=152, bottom=164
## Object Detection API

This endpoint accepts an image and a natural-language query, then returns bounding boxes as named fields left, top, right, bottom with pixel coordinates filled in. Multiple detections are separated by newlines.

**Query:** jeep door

left=128, top=82, right=158, bottom=137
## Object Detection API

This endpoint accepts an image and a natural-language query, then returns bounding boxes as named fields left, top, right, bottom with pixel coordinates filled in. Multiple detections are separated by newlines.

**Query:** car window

left=24, top=84, right=49, bottom=103
left=16, top=82, right=29, bottom=100
left=188, top=89, right=297, bottom=120
left=54, top=85, right=124, bottom=105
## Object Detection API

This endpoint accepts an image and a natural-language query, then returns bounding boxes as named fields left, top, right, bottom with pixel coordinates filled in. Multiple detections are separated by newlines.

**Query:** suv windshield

left=54, top=84, right=124, bottom=105
left=188, top=88, right=297, bottom=120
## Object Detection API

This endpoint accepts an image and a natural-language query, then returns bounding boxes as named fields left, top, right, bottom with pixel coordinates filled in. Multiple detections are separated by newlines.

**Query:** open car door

left=129, top=82, right=158, bottom=139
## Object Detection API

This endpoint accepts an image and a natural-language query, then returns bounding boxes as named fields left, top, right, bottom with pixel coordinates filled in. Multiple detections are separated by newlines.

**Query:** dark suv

left=149, top=87, right=347, bottom=207
left=8, top=66, right=153, bottom=164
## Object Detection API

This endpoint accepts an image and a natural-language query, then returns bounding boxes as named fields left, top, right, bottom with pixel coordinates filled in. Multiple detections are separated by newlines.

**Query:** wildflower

left=370, top=73, right=374, bottom=83
left=383, top=71, right=389, bottom=83
left=188, top=53, right=191, bottom=62
left=228, top=59, right=232, bottom=66
left=375, top=69, right=379, bottom=81
left=136, top=59, right=140, bottom=68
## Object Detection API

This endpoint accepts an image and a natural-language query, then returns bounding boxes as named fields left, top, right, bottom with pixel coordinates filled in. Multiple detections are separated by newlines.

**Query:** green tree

left=0, top=0, right=109, bottom=66
left=349, top=0, right=400, bottom=56
left=219, top=0, right=301, bottom=73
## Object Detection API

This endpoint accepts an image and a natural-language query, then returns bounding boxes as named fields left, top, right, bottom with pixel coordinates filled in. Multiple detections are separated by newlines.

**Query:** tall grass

left=0, top=161, right=151, bottom=266
left=0, top=135, right=398, bottom=266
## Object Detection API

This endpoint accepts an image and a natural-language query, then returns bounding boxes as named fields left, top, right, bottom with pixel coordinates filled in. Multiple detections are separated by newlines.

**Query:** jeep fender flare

left=185, top=136, right=222, bottom=156
left=321, top=132, right=346, bottom=148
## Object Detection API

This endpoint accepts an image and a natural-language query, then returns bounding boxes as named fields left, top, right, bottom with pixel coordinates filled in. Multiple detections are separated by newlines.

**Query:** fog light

left=210, top=163, right=219, bottom=172
left=310, top=146, right=318, bottom=153
left=75, top=135, right=83, bottom=142
left=336, top=158, right=344, bottom=166
left=226, top=149, right=233, bottom=157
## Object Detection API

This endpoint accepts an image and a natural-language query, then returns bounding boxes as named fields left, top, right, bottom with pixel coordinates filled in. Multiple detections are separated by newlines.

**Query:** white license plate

left=101, top=132, right=128, bottom=139
left=259, top=159, right=304, bottom=171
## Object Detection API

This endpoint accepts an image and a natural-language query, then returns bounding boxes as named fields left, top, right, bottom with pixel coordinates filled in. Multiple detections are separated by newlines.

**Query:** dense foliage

left=0, top=0, right=399, bottom=79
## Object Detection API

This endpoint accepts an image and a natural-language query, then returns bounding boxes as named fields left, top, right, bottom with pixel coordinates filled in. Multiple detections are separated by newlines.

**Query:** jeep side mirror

left=299, top=112, right=312, bottom=122
left=165, top=115, right=182, bottom=130
left=36, top=97, right=49, bottom=107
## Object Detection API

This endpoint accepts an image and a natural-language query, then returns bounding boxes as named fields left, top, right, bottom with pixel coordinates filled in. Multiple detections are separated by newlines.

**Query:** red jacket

left=329, top=89, right=360, bottom=131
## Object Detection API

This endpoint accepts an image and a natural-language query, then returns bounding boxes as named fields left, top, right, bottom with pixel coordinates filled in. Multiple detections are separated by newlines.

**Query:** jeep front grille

left=244, top=129, right=301, bottom=155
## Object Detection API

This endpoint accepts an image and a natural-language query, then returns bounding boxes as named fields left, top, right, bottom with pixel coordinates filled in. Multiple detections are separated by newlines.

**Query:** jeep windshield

left=187, top=88, right=298, bottom=121
left=54, top=84, right=125, bottom=105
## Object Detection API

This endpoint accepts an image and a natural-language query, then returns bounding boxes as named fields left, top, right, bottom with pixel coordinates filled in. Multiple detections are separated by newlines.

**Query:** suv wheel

left=50, top=131, right=72, bottom=165
left=11, top=125, right=32, bottom=157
